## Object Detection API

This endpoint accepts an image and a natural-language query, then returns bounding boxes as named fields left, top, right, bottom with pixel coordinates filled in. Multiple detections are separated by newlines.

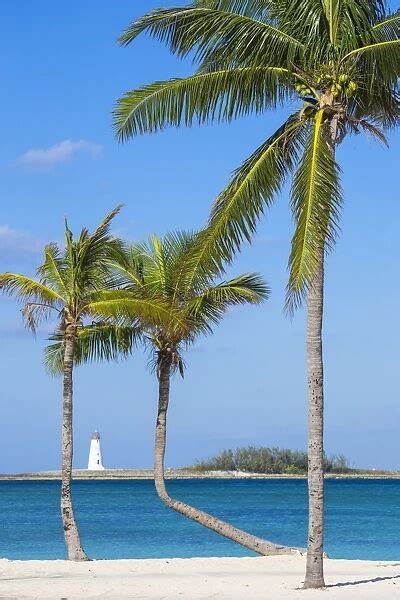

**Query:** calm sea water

left=0, top=479, right=399, bottom=560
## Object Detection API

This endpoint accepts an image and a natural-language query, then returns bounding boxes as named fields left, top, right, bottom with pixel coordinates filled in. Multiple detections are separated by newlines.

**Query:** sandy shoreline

left=0, top=556, right=399, bottom=599
left=1, top=469, right=399, bottom=480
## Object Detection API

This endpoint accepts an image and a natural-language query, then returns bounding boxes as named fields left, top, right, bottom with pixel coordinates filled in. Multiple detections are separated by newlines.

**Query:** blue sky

left=0, top=1, right=399, bottom=472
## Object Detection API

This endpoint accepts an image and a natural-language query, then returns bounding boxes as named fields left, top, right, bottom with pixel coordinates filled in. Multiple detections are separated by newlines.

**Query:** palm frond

left=184, top=272, right=268, bottom=335
left=286, top=110, right=342, bottom=313
left=167, top=230, right=224, bottom=305
left=341, top=39, right=400, bottom=82
left=332, top=0, right=387, bottom=53
left=149, top=234, right=170, bottom=296
left=118, top=6, right=304, bottom=68
left=74, top=205, right=123, bottom=276
left=75, top=322, right=140, bottom=363
left=66, top=206, right=124, bottom=301
left=37, top=243, right=69, bottom=298
left=189, top=272, right=269, bottom=311
left=44, top=337, right=65, bottom=376
left=114, top=67, right=294, bottom=140
left=0, top=273, right=62, bottom=304
left=321, top=0, right=340, bottom=44
left=345, top=116, right=388, bottom=145
left=21, top=302, right=56, bottom=334
left=108, top=243, right=147, bottom=290
left=372, top=12, right=400, bottom=39
left=206, top=111, right=308, bottom=265
left=266, top=0, right=331, bottom=62
left=153, top=231, right=199, bottom=301
left=349, top=82, right=400, bottom=130
left=87, top=293, right=186, bottom=333
left=44, top=322, right=140, bottom=375
left=194, top=0, right=272, bottom=20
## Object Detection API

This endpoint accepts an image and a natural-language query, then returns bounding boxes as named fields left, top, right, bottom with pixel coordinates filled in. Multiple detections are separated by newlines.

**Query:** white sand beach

left=0, top=555, right=399, bottom=599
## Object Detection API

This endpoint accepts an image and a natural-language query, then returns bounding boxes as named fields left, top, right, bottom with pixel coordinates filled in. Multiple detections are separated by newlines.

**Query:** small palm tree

left=89, top=231, right=297, bottom=555
left=114, top=0, right=399, bottom=587
left=0, top=207, right=134, bottom=560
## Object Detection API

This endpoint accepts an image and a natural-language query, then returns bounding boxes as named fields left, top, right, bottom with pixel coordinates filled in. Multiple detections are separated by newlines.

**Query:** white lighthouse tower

left=87, top=431, right=105, bottom=470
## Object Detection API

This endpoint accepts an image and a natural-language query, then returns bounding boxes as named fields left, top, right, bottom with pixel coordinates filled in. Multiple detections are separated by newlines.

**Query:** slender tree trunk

left=304, top=119, right=337, bottom=589
left=154, top=353, right=299, bottom=556
left=61, top=325, right=88, bottom=561
left=303, top=247, right=325, bottom=589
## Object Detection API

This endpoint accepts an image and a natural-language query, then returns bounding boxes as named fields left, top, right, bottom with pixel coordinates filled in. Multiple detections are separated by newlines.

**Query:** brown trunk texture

left=61, top=326, right=88, bottom=561
left=304, top=248, right=325, bottom=588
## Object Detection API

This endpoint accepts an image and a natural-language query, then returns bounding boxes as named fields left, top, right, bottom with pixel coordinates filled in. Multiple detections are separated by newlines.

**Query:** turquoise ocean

left=0, top=479, right=399, bottom=560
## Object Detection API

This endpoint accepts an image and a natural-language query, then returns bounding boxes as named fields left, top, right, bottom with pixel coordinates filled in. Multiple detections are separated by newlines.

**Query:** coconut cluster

left=295, top=70, right=358, bottom=100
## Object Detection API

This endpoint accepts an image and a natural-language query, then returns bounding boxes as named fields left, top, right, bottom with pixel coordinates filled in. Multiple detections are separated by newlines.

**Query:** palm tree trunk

left=304, top=118, right=338, bottom=589
left=61, top=325, right=88, bottom=561
left=303, top=247, right=325, bottom=588
left=154, top=353, right=298, bottom=556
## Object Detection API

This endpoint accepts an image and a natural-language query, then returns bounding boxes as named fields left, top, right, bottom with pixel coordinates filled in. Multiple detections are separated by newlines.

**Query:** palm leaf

left=118, top=6, right=304, bottom=68
left=114, top=67, right=294, bottom=140
left=0, top=273, right=63, bottom=304
left=44, top=322, right=140, bottom=375
left=72, top=205, right=123, bottom=289
left=74, top=322, right=140, bottom=363
left=189, top=272, right=269, bottom=311
left=321, top=0, right=340, bottom=44
left=194, top=0, right=272, bottom=19
left=44, top=337, right=65, bottom=376
left=345, top=117, right=388, bottom=145
left=87, top=293, right=187, bottom=334
left=109, top=244, right=147, bottom=290
left=372, top=12, right=400, bottom=39
left=286, top=110, right=342, bottom=313
left=202, top=112, right=307, bottom=267
left=21, top=302, right=57, bottom=334
left=184, top=272, right=268, bottom=334
left=37, top=243, right=69, bottom=298
left=341, top=39, right=400, bottom=82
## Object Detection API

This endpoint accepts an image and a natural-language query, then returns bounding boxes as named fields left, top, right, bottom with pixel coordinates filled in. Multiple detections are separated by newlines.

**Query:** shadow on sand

left=326, top=574, right=400, bottom=588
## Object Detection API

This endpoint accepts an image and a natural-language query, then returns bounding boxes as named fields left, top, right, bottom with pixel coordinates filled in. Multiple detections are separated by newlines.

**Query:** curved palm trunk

left=303, top=248, right=325, bottom=588
left=154, top=353, right=298, bottom=556
left=61, top=326, right=88, bottom=561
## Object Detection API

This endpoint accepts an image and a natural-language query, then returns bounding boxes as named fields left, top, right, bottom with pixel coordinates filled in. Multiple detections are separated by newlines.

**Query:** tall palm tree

left=114, top=0, right=399, bottom=587
left=0, top=207, right=136, bottom=560
left=86, top=231, right=298, bottom=555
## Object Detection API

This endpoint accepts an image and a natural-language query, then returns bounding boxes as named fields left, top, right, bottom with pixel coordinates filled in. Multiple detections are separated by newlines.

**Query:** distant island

left=185, top=446, right=398, bottom=477
left=1, top=446, right=398, bottom=480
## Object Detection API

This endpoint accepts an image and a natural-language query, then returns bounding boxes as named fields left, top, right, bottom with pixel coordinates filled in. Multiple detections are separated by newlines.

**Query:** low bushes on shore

left=189, top=447, right=351, bottom=475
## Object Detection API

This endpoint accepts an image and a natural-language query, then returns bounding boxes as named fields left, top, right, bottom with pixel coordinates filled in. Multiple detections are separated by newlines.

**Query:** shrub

left=190, top=446, right=352, bottom=474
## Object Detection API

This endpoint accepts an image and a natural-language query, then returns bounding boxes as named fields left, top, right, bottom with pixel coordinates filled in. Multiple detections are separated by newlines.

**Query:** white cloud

left=17, top=139, right=102, bottom=169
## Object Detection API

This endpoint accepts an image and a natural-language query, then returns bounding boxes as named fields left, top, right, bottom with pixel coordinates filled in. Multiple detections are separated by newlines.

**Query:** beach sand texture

left=0, top=555, right=399, bottom=599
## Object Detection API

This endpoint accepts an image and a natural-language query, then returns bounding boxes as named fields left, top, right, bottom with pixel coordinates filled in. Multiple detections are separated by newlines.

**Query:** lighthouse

left=87, top=431, right=105, bottom=470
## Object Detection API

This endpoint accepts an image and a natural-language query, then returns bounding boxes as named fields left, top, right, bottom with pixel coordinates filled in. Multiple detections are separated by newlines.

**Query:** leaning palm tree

left=0, top=207, right=136, bottom=561
left=114, top=0, right=399, bottom=587
left=89, top=231, right=298, bottom=555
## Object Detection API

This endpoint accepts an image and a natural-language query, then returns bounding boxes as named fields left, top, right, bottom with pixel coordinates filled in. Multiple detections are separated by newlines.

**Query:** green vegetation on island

left=189, top=447, right=351, bottom=475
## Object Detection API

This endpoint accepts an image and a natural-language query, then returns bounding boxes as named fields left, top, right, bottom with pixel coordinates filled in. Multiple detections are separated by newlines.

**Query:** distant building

left=87, top=431, right=105, bottom=470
